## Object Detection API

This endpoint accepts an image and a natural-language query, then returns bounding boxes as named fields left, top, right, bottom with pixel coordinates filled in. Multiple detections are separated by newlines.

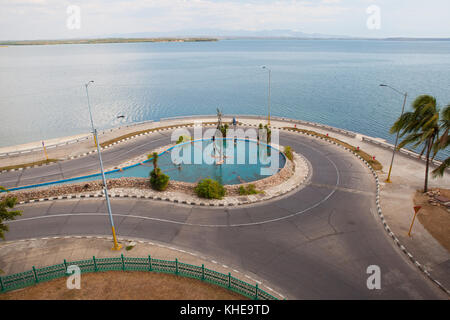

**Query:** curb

left=277, top=125, right=450, bottom=297
left=0, top=124, right=197, bottom=174
left=2, top=117, right=446, bottom=174
left=16, top=167, right=307, bottom=208
left=0, top=235, right=286, bottom=299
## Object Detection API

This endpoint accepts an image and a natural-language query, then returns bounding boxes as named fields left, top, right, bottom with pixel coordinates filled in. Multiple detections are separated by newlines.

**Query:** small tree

left=148, top=152, right=169, bottom=191
left=0, top=186, right=22, bottom=240
left=264, top=124, right=272, bottom=144
left=219, top=123, right=229, bottom=138
left=150, top=168, right=170, bottom=191
left=151, top=152, right=159, bottom=170
left=257, top=123, right=271, bottom=143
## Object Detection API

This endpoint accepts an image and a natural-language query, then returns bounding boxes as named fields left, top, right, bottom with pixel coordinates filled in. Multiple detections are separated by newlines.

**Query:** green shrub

left=284, top=146, right=293, bottom=161
left=176, top=135, right=191, bottom=144
left=195, top=178, right=226, bottom=199
left=150, top=168, right=170, bottom=191
left=238, top=184, right=262, bottom=195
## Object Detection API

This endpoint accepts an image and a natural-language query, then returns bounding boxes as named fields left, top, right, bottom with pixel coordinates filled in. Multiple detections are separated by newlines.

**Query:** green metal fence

left=0, top=254, right=278, bottom=300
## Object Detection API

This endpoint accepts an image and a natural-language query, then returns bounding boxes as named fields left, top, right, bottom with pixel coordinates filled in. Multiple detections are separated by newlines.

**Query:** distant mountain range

left=100, top=29, right=450, bottom=41
left=103, top=29, right=353, bottom=39
left=2, top=29, right=449, bottom=43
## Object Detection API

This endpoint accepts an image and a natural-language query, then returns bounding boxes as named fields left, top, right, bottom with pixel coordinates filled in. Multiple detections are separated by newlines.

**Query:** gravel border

left=13, top=151, right=308, bottom=207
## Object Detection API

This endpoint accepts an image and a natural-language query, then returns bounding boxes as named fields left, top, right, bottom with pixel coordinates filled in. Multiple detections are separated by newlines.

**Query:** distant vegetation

left=0, top=38, right=218, bottom=46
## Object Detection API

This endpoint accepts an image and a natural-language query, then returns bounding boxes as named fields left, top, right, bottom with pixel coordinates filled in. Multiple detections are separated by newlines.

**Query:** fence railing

left=0, top=254, right=278, bottom=300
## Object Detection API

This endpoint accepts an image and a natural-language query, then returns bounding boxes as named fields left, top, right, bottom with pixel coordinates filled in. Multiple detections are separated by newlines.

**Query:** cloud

left=0, top=0, right=449, bottom=39
left=322, top=0, right=341, bottom=3
left=87, top=0, right=349, bottom=31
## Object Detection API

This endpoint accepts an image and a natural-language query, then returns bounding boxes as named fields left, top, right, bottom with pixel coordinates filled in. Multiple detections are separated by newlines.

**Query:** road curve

left=1, top=129, right=447, bottom=299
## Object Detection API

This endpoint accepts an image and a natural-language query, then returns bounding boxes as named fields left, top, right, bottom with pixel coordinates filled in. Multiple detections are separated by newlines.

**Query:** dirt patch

left=0, top=158, right=59, bottom=172
left=0, top=271, right=247, bottom=300
left=414, top=188, right=450, bottom=252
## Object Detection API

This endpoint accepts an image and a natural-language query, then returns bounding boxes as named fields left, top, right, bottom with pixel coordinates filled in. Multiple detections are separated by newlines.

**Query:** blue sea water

left=0, top=39, right=449, bottom=159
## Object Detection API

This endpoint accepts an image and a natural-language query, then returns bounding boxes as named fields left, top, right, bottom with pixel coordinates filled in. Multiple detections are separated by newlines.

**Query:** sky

left=0, top=0, right=449, bottom=40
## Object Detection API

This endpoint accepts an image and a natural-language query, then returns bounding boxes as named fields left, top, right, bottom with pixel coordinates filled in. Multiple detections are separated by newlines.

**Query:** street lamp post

left=380, top=84, right=408, bottom=184
left=262, top=66, right=271, bottom=126
left=85, top=81, right=122, bottom=250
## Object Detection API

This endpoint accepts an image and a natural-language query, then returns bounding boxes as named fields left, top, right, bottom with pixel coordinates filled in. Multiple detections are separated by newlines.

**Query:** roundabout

left=0, top=119, right=447, bottom=299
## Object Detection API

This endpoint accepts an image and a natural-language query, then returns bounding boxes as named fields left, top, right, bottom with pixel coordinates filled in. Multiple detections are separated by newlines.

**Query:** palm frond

left=397, top=133, right=422, bottom=149
left=432, top=157, right=450, bottom=177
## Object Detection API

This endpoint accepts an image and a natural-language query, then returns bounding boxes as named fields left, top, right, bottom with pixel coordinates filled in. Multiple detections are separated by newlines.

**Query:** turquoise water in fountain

left=83, top=139, right=285, bottom=185
left=9, top=139, right=286, bottom=191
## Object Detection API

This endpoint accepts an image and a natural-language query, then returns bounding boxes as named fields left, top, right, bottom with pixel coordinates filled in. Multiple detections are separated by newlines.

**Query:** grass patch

left=284, top=146, right=293, bottom=161
left=0, top=159, right=59, bottom=172
left=284, top=127, right=383, bottom=170
left=125, top=245, right=134, bottom=251
left=239, top=184, right=263, bottom=195
left=100, top=122, right=218, bottom=148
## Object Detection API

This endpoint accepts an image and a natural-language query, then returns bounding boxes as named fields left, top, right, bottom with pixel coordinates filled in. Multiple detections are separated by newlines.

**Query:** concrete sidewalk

left=0, top=236, right=285, bottom=299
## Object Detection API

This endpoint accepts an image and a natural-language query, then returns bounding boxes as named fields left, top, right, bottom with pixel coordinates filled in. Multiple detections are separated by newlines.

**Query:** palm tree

left=390, top=95, right=440, bottom=192
left=152, top=152, right=159, bottom=171
left=432, top=104, right=450, bottom=177
left=147, top=152, right=159, bottom=171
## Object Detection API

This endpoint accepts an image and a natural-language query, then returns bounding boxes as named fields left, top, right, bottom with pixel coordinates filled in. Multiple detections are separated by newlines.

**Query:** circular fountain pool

left=8, top=138, right=286, bottom=191
left=106, top=138, right=286, bottom=185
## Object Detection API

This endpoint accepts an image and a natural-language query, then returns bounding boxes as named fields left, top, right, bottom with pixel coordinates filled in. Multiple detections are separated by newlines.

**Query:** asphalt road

left=0, top=130, right=171, bottom=189
left=1, top=129, right=446, bottom=299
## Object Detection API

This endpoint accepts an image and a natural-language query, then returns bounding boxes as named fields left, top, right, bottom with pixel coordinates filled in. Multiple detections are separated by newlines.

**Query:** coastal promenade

left=0, top=115, right=449, bottom=299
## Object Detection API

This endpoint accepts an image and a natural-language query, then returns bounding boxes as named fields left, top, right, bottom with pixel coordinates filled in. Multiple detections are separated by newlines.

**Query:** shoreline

left=0, top=38, right=218, bottom=46
left=0, top=115, right=446, bottom=167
